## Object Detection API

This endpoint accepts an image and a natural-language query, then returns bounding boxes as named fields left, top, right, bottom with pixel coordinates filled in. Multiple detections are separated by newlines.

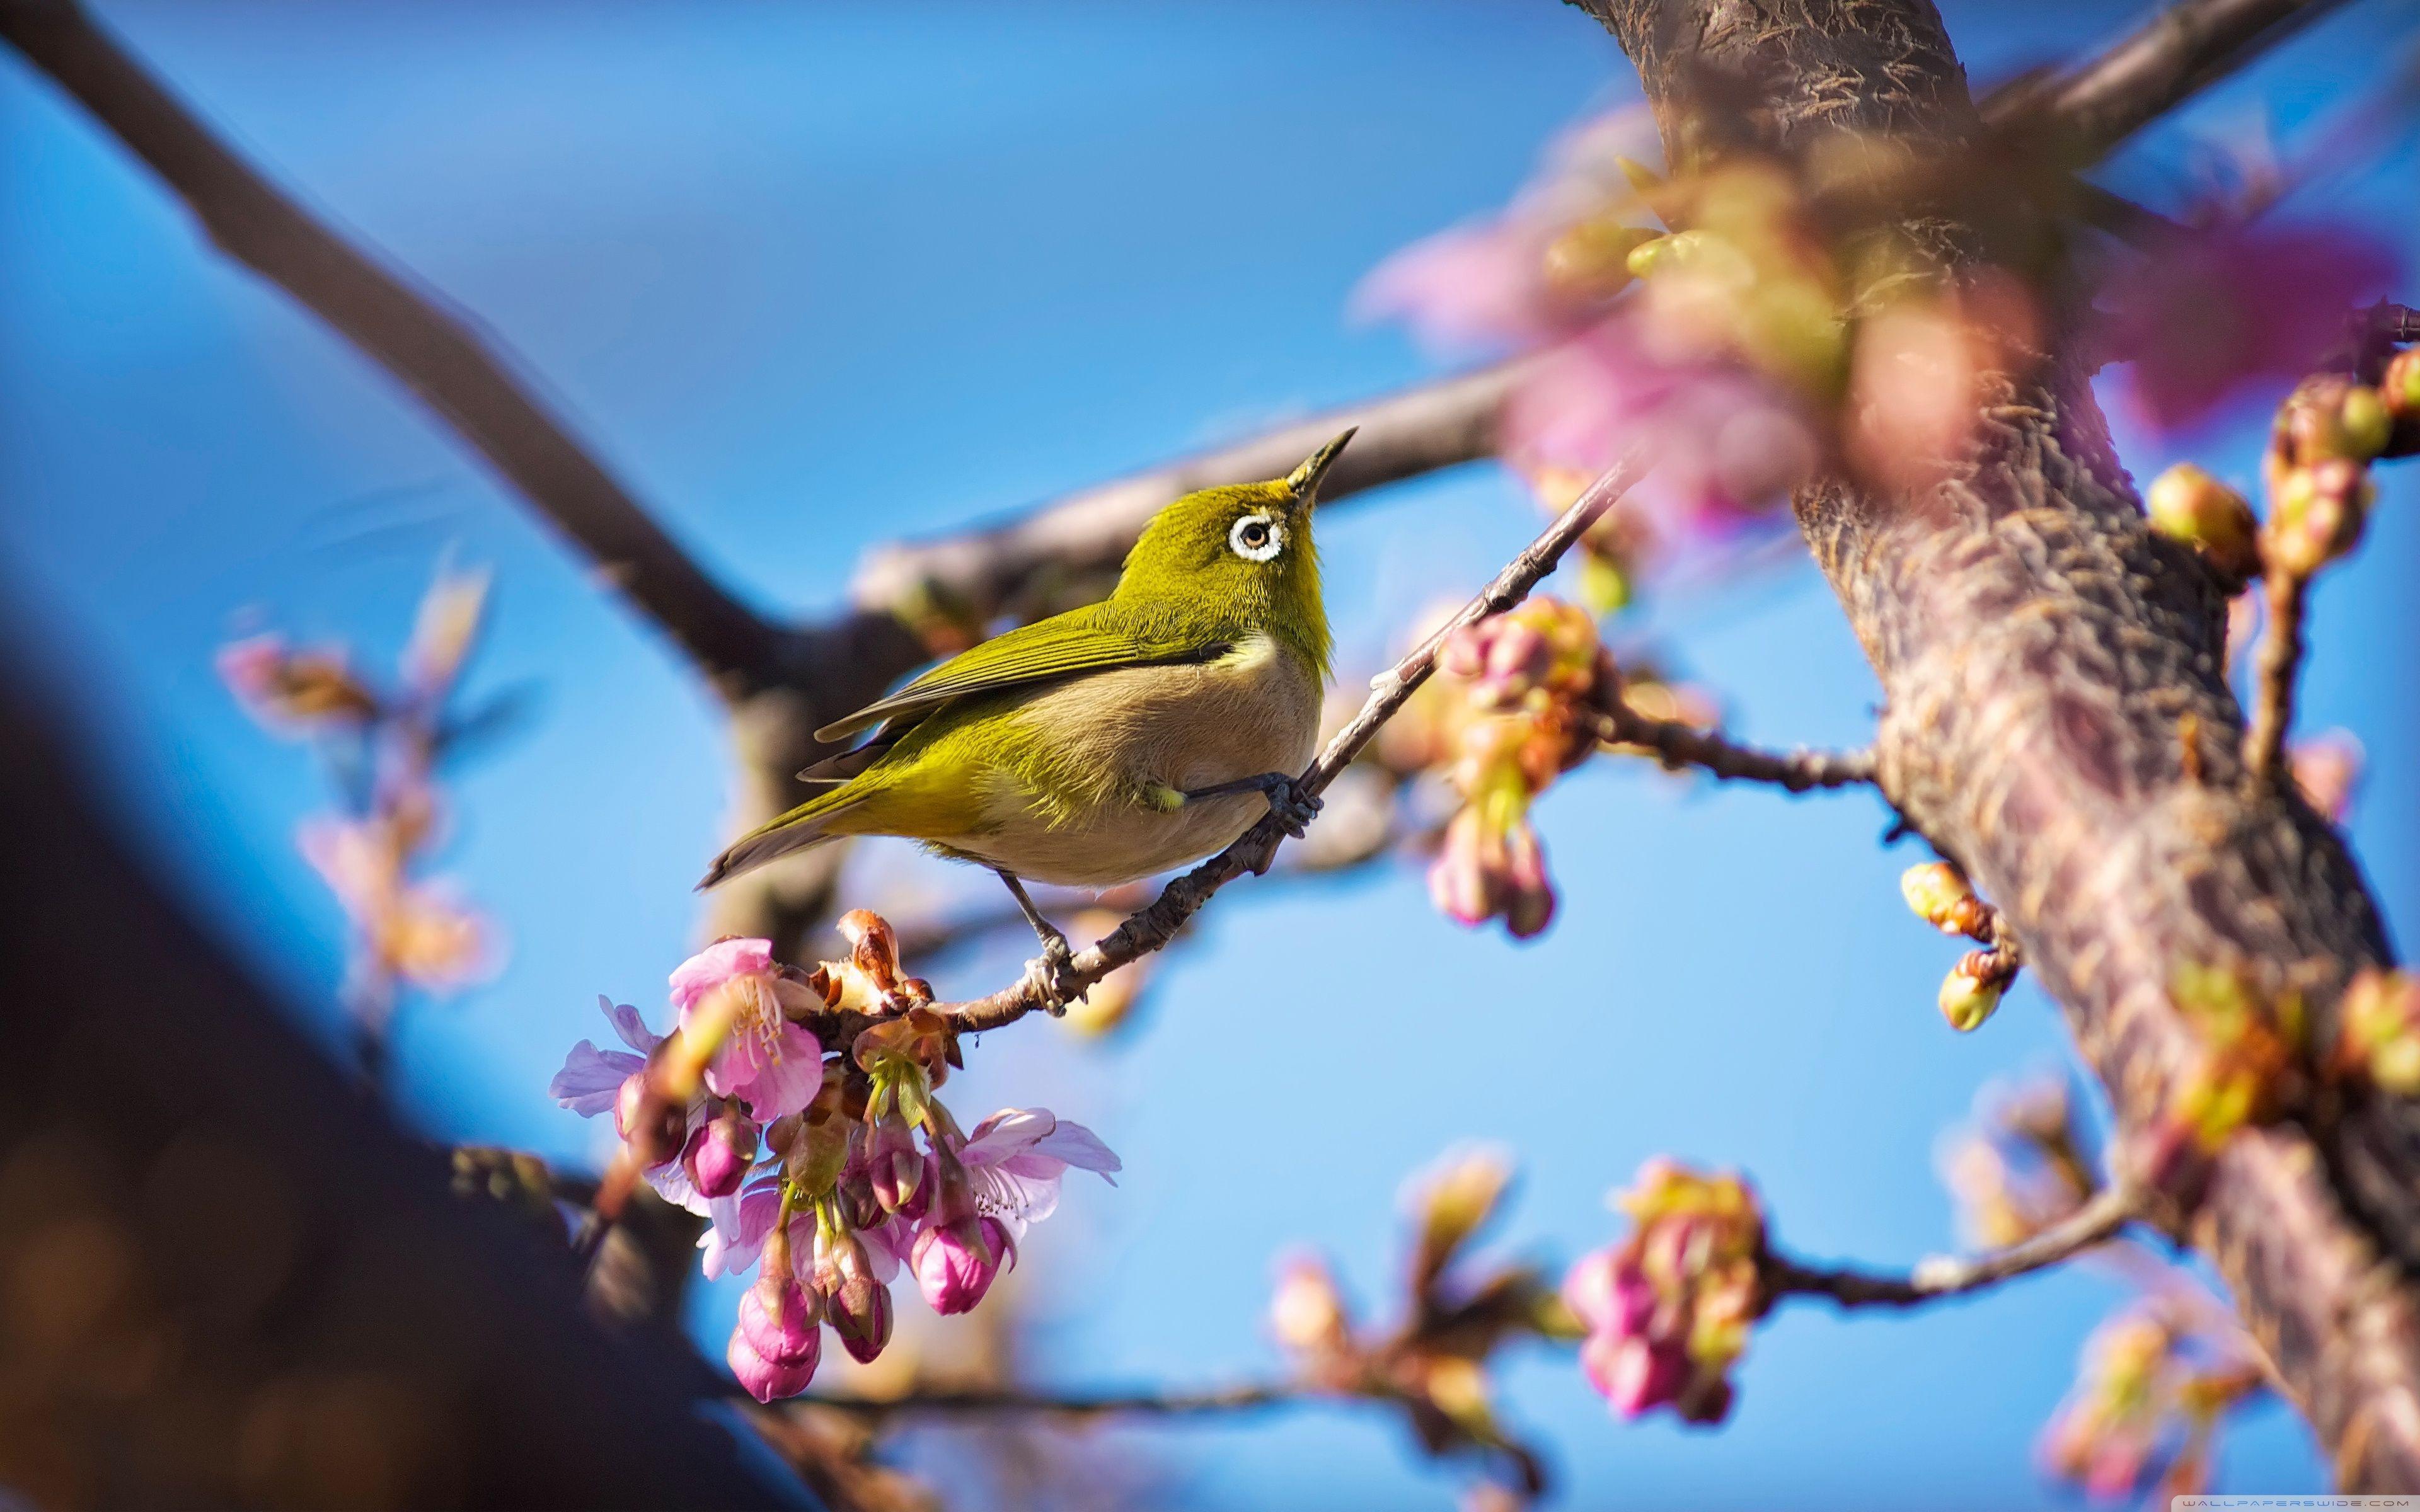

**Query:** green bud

left=1543, top=216, right=1656, bottom=306
left=2144, top=463, right=2259, bottom=581
left=1627, top=229, right=1709, bottom=280
left=1900, top=861, right=1983, bottom=939
left=2339, top=386, right=2392, bottom=461
left=2380, top=350, right=2420, bottom=457
left=1939, top=961, right=2005, bottom=1033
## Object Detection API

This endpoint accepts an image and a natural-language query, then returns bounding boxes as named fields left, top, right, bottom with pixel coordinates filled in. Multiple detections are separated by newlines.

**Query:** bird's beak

left=1284, top=427, right=1357, bottom=512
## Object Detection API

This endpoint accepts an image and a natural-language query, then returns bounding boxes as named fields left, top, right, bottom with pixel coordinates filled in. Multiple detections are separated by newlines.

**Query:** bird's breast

left=958, top=634, right=1322, bottom=888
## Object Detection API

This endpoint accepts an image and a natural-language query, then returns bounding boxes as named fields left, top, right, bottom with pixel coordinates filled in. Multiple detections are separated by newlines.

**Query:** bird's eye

left=1229, top=513, right=1282, bottom=562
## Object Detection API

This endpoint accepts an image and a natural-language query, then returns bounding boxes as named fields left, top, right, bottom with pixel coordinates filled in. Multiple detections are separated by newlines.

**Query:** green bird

left=700, top=430, right=1353, bottom=994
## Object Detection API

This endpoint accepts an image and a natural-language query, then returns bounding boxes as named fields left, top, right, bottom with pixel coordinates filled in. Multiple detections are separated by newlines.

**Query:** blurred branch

left=795, top=1380, right=1296, bottom=1422
left=0, top=0, right=787, bottom=696
left=1763, top=1186, right=2141, bottom=1309
left=848, top=360, right=1527, bottom=624
left=1995, top=0, right=2354, bottom=159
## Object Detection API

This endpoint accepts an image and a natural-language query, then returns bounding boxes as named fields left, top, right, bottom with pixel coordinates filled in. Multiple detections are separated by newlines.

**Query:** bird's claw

left=1265, top=777, right=1322, bottom=840
left=1022, top=933, right=1086, bottom=1017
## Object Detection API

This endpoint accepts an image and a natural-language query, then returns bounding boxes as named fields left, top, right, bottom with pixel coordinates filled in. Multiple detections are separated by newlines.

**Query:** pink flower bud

left=683, top=1108, right=759, bottom=1200
left=911, top=1215, right=1013, bottom=1315
left=737, top=1276, right=822, bottom=1367
left=1501, top=820, right=1557, bottom=939
left=814, top=1228, right=896, bottom=1365
left=1581, top=1332, right=1688, bottom=1418
left=867, top=1112, right=924, bottom=1216
left=727, top=1325, right=818, bottom=1404
left=1427, top=808, right=1499, bottom=927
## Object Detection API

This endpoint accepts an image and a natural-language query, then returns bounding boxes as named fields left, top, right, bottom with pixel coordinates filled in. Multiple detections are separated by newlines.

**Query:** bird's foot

left=1184, top=772, right=1322, bottom=844
left=1021, top=932, right=1086, bottom=1017
left=1263, top=776, right=1322, bottom=839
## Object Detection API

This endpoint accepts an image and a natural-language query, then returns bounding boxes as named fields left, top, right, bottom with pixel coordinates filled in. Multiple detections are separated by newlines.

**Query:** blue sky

left=3, top=2, right=2413, bottom=1506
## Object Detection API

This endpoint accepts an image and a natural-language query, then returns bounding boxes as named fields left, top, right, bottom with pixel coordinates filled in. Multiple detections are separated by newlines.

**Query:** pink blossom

left=668, top=938, right=826, bottom=1122
left=727, top=1327, right=817, bottom=1404
left=2099, top=218, right=2399, bottom=433
left=950, top=1108, right=1122, bottom=1239
left=1354, top=107, right=1662, bottom=352
left=911, top=1215, right=1015, bottom=1315
left=700, top=1176, right=785, bottom=1280
left=1504, top=321, right=1814, bottom=531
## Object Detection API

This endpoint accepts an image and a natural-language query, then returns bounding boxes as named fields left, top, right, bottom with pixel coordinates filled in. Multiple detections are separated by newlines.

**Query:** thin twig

left=2244, top=567, right=2308, bottom=784
left=1761, top=1185, right=2140, bottom=1309
left=792, top=1380, right=1298, bottom=1422
left=1589, top=704, right=1878, bottom=793
left=819, top=454, right=1639, bottom=1042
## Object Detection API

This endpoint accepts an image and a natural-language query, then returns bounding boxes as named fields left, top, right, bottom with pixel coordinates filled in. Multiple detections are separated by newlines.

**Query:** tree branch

left=847, top=360, right=1527, bottom=626
left=2244, top=566, right=2310, bottom=784
left=1589, top=704, right=1877, bottom=793
left=2003, top=0, right=2354, bottom=160
left=0, top=0, right=790, bottom=697
left=1571, top=0, right=2420, bottom=1487
left=793, top=1380, right=1296, bottom=1422
left=1763, top=1186, right=2140, bottom=1309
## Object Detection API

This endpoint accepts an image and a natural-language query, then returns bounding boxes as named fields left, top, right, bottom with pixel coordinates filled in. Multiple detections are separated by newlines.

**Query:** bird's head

left=1112, top=429, right=1353, bottom=673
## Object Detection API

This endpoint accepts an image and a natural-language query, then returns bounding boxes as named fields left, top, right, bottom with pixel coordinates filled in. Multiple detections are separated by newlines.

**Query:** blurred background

left=2, top=1, right=2412, bottom=1506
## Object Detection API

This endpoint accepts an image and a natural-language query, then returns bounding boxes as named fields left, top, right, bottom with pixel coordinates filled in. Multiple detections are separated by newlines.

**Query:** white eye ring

left=1228, top=512, right=1284, bottom=562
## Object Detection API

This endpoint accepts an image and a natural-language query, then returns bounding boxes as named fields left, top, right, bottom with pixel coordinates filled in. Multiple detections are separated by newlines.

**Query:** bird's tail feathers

left=696, top=794, right=859, bottom=890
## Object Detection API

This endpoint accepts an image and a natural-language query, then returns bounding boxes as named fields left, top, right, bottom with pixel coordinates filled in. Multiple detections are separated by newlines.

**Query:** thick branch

left=1764, top=1186, right=2138, bottom=1309
left=0, top=0, right=786, bottom=695
left=1575, top=0, right=2420, bottom=1488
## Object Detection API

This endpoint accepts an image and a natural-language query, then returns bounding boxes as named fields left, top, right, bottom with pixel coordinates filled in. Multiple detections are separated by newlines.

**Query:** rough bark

left=1569, top=0, right=2419, bottom=1486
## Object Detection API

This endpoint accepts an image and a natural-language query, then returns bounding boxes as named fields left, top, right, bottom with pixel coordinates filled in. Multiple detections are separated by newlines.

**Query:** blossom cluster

left=550, top=914, right=1118, bottom=1402
left=1422, top=598, right=1611, bottom=939
left=1560, top=1159, right=1763, bottom=1424
left=2143, top=962, right=2306, bottom=1201
left=2039, top=1305, right=2262, bottom=1503
left=1267, top=1147, right=1567, bottom=1505
left=1937, top=1077, right=2096, bottom=1252
left=218, top=564, right=498, bottom=1029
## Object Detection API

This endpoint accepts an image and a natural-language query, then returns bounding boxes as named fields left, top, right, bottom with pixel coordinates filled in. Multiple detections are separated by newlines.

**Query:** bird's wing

left=810, top=607, right=1228, bottom=745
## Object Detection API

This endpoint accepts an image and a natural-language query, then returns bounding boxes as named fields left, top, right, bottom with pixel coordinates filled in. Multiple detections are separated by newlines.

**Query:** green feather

left=812, top=605, right=1228, bottom=744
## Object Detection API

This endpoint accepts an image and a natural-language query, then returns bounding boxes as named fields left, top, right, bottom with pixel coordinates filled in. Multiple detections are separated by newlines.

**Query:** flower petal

left=548, top=1041, right=645, bottom=1117
left=601, top=994, right=661, bottom=1054
left=669, top=937, right=775, bottom=1012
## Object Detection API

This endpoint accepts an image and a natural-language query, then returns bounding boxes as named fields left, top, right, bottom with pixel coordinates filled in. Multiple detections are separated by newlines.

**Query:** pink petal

left=669, top=937, right=775, bottom=1012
